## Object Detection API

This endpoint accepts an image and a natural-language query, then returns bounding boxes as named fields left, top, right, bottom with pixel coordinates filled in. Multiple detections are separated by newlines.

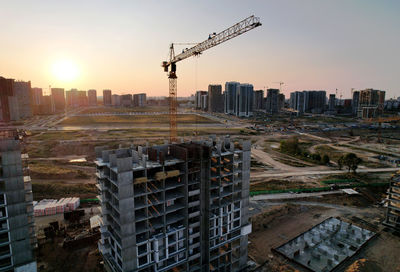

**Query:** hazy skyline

left=1, top=0, right=399, bottom=98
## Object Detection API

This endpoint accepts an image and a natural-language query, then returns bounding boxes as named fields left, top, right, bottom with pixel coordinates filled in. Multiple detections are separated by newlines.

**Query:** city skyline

left=1, top=0, right=399, bottom=98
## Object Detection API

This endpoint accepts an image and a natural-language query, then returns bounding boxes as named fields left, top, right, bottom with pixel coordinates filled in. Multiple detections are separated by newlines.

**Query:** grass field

left=60, top=114, right=217, bottom=125
left=29, top=161, right=90, bottom=179
left=32, top=182, right=96, bottom=200
left=314, top=145, right=343, bottom=162
left=80, top=106, right=169, bottom=114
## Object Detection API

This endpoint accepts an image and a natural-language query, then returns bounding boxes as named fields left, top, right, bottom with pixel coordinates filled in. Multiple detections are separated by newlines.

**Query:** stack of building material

left=33, top=197, right=80, bottom=217
left=66, top=197, right=80, bottom=211
left=56, top=198, right=66, bottom=213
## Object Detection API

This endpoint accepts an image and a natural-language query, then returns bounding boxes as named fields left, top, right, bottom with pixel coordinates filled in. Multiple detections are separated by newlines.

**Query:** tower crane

left=162, top=15, right=261, bottom=142
left=273, top=82, right=284, bottom=92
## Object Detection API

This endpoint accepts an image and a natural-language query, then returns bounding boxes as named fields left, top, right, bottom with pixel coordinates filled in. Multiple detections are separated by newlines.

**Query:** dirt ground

left=36, top=236, right=103, bottom=272
left=248, top=191, right=400, bottom=272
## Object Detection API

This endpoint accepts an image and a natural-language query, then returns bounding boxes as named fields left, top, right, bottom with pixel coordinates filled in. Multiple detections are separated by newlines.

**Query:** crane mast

left=162, top=15, right=261, bottom=142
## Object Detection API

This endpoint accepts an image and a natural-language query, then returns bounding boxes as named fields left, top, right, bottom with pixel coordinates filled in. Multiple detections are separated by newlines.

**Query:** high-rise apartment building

left=103, top=90, right=112, bottom=106
left=133, top=94, right=147, bottom=107
left=278, top=93, right=285, bottom=110
left=328, top=94, right=336, bottom=111
left=303, top=90, right=326, bottom=113
left=31, top=88, right=43, bottom=116
left=236, top=84, right=253, bottom=117
left=51, top=88, right=65, bottom=113
left=112, top=95, right=121, bottom=107
left=357, top=89, right=385, bottom=118
left=0, top=130, right=37, bottom=271
left=0, top=77, right=19, bottom=122
left=96, top=137, right=251, bottom=271
left=13, top=81, right=32, bottom=119
left=121, top=95, right=133, bottom=107
left=289, top=91, right=305, bottom=115
left=265, top=89, right=279, bottom=114
left=253, top=90, right=264, bottom=110
left=224, top=82, right=240, bottom=115
left=207, top=85, right=223, bottom=113
left=39, top=96, right=53, bottom=115
left=352, top=91, right=360, bottom=116
left=31, top=88, right=43, bottom=106
left=201, top=94, right=208, bottom=111
left=88, top=89, right=97, bottom=106
left=195, top=91, right=207, bottom=110
left=66, top=89, right=88, bottom=108
left=289, top=90, right=326, bottom=114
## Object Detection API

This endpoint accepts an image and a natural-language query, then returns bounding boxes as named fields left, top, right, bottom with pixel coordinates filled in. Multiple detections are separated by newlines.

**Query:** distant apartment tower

left=201, top=94, right=208, bottom=111
left=290, top=90, right=326, bottom=114
left=195, top=91, right=207, bottom=110
left=0, top=130, right=37, bottom=271
left=13, top=81, right=33, bottom=119
left=121, top=94, right=133, bottom=107
left=236, top=84, right=253, bottom=117
left=290, top=91, right=305, bottom=115
left=88, top=89, right=97, bottom=106
left=352, top=91, right=360, bottom=116
left=278, top=93, right=285, bottom=110
left=328, top=94, right=336, bottom=111
left=40, top=95, right=53, bottom=115
left=253, top=90, right=264, bottom=110
left=208, top=85, right=223, bottom=112
left=96, top=137, right=251, bottom=271
left=51, top=88, right=65, bottom=113
left=103, top=90, right=112, bottom=106
left=224, top=82, right=240, bottom=115
left=357, top=89, right=385, bottom=118
left=31, top=88, right=42, bottom=106
left=31, top=88, right=43, bottom=115
left=265, top=89, right=279, bottom=114
left=0, top=77, right=19, bottom=122
left=112, top=95, right=121, bottom=107
left=66, top=89, right=88, bottom=108
left=133, top=94, right=147, bottom=107
left=303, top=90, right=326, bottom=113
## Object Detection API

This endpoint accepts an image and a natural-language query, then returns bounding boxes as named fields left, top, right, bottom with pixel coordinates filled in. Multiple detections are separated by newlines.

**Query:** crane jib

left=163, top=15, right=261, bottom=68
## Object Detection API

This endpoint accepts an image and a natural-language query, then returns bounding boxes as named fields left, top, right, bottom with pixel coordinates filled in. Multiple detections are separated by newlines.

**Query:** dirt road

left=251, top=167, right=400, bottom=178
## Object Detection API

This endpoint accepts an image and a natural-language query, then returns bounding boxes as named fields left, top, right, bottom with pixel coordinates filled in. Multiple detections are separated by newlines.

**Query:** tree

left=311, top=153, right=321, bottom=161
left=338, top=156, right=344, bottom=170
left=280, top=136, right=300, bottom=154
left=343, top=153, right=362, bottom=173
left=322, top=154, right=330, bottom=165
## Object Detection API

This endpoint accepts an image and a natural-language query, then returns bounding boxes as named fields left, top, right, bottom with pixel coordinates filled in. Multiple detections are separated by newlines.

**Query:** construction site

left=0, top=11, right=398, bottom=272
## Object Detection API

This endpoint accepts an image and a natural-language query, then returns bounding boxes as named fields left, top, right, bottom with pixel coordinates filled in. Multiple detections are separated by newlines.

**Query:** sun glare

left=52, top=60, right=79, bottom=82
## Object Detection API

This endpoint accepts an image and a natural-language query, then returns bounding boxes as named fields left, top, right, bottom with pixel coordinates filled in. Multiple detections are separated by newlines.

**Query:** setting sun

left=52, top=59, right=79, bottom=82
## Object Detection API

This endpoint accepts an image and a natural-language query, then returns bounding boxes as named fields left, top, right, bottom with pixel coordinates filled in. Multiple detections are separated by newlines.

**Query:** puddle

left=69, top=158, right=87, bottom=163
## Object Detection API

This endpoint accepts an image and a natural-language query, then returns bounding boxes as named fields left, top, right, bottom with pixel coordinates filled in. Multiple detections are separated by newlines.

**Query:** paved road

left=250, top=190, right=343, bottom=200
left=251, top=167, right=400, bottom=178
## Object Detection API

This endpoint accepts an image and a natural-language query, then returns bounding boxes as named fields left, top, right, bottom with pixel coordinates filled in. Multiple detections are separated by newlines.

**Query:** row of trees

left=280, top=136, right=362, bottom=172
left=280, top=137, right=330, bottom=165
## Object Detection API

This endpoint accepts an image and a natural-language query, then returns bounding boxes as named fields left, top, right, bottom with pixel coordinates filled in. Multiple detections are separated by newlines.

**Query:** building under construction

left=384, top=172, right=400, bottom=230
left=0, top=130, right=37, bottom=271
left=96, top=136, right=251, bottom=271
left=357, top=89, right=385, bottom=118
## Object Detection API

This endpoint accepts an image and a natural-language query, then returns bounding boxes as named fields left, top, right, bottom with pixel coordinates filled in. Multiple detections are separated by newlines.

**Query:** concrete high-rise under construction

left=0, top=130, right=37, bottom=271
left=96, top=136, right=251, bottom=271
